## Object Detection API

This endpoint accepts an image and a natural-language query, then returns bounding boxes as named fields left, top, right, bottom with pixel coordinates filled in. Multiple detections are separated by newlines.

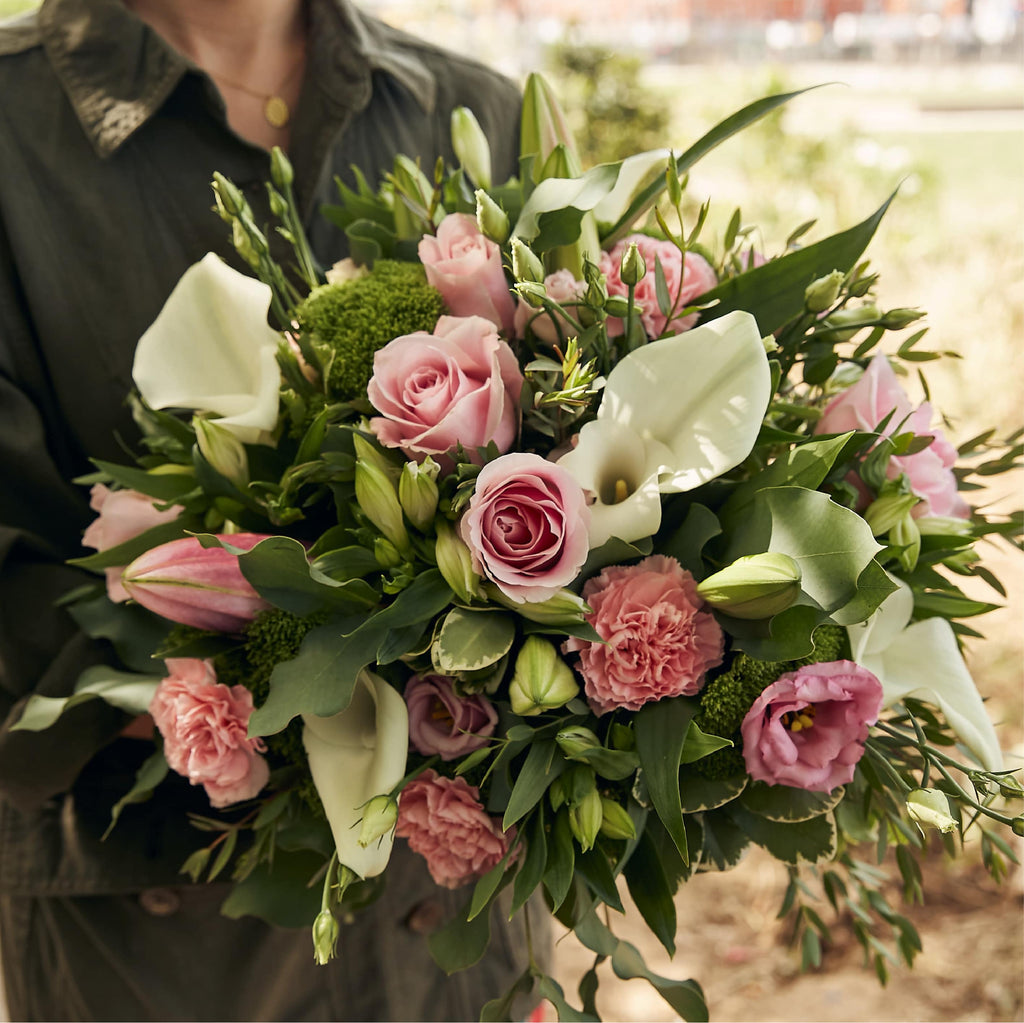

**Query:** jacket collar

left=37, top=0, right=437, bottom=158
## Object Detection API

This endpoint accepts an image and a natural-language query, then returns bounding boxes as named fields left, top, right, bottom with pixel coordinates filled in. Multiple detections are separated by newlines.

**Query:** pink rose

left=460, top=452, right=590, bottom=603
left=418, top=213, right=515, bottom=334
left=513, top=270, right=586, bottom=346
left=602, top=235, right=717, bottom=338
left=368, top=315, right=523, bottom=469
left=564, top=554, right=724, bottom=714
left=396, top=770, right=512, bottom=888
left=149, top=658, right=269, bottom=808
left=406, top=673, right=498, bottom=761
left=81, top=484, right=182, bottom=602
left=815, top=355, right=968, bottom=519
left=740, top=660, right=883, bottom=792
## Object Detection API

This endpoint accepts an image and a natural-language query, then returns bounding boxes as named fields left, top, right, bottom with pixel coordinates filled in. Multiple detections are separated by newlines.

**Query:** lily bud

left=194, top=416, right=249, bottom=489
left=435, top=518, right=484, bottom=603
left=556, top=726, right=601, bottom=759
left=398, top=458, right=440, bottom=533
left=270, top=146, right=295, bottom=188
left=352, top=433, right=399, bottom=480
left=906, top=788, right=958, bottom=834
left=520, top=72, right=578, bottom=177
left=619, top=242, right=646, bottom=287
left=474, top=189, right=509, bottom=244
left=891, top=508, right=921, bottom=572
left=567, top=787, right=603, bottom=852
left=598, top=797, right=636, bottom=841
left=355, top=458, right=410, bottom=555
left=916, top=515, right=975, bottom=538
left=508, top=636, right=579, bottom=716
left=485, top=584, right=589, bottom=626
left=312, top=909, right=339, bottom=965
left=391, top=155, right=435, bottom=238
left=358, top=794, right=399, bottom=848
left=696, top=552, right=802, bottom=620
left=539, top=143, right=582, bottom=183
left=451, top=107, right=493, bottom=189
left=864, top=494, right=920, bottom=536
left=121, top=534, right=272, bottom=632
left=804, top=270, right=844, bottom=313
left=511, top=237, right=545, bottom=284
left=374, top=537, right=403, bottom=569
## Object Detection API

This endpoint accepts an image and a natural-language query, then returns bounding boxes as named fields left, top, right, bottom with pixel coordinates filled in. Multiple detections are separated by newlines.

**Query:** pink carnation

left=81, top=484, right=182, bottom=602
left=602, top=235, right=717, bottom=338
left=815, top=354, right=968, bottom=519
left=564, top=554, right=724, bottom=715
left=406, top=673, right=498, bottom=761
left=149, top=658, right=269, bottom=808
left=740, top=660, right=883, bottom=792
left=396, top=770, right=512, bottom=888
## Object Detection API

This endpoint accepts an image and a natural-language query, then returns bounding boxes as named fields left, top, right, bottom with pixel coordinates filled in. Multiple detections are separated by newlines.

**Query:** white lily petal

left=849, top=582, right=1003, bottom=771
left=557, top=419, right=664, bottom=547
left=302, top=670, right=409, bottom=879
left=598, top=310, right=770, bottom=492
left=133, top=253, right=282, bottom=442
left=593, top=148, right=672, bottom=226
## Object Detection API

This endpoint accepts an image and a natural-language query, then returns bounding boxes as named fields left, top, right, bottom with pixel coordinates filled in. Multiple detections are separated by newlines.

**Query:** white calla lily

left=558, top=310, right=770, bottom=546
left=302, top=670, right=409, bottom=879
left=848, top=581, right=1003, bottom=771
left=593, top=148, right=672, bottom=226
left=133, top=253, right=282, bottom=443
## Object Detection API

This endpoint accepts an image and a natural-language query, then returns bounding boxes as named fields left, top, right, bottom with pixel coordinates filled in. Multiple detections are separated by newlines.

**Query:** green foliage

left=295, top=261, right=445, bottom=400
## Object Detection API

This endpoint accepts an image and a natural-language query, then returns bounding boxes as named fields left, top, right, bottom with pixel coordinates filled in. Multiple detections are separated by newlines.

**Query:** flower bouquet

left=16, top=76, right=1022, bottom=1021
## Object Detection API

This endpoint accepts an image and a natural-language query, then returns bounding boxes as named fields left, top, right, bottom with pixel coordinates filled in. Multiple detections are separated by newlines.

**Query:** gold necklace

left=208, top=53, right=305, bottom=129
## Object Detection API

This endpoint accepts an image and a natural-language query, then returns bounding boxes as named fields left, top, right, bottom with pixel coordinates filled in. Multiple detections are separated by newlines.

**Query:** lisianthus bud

left=312, top=909, right=339, bottom=965
left=804, top=270, right=844, bottom=313
left=998, top=775, right=1024, bottom=800
left=399, top=458, right=440, bottom=533
left=598, top=797, right=636, bottom=841
left=881, top=307, right=924, bottom=330
left=604, top=294, right=631, bottom=318
left=485, top=584, right=589, bottom=626
left=475, top=189, right=509, bottom=244
left=619, top=242, right=646, bottom=287
left=358, top=794, right=399, bottom=848
left=556, top=726, right=601, bottom=759
left=509, top=636, right=578, bottom=716
left=435, top=518, right=484, bottom=603
left=665, top=157, right=683, bottom=207
left=567, top=787, right=603, bottom=852
left=122, top=534, right=272, bottom=632
left=451, top=107, right=493, bottom=189
left=821, top=303, right=881, bottom=342
left=906, top=788, right=958, bottom=834
left=864, top=494, right=920, bottom=536
left=194, top=416, right=249, bottom=489
left=696, top=552, right=802, bottom=620
left=355, top=458, right=410, bottom=555
left=1013, top=817, right=1024, bottom=837
left=891, top=508, right=921, bottom=572
left=212, top=172, right=245, bottom=218
left=270, top=146, right=295, bottom=188
left=511, top=238, right=545, bottom=284
left=515, top=281, right=548, bottom=310
left=916, top=515, right=975, bottom=538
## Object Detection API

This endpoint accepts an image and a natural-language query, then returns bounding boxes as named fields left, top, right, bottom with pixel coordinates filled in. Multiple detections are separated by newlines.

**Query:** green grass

left=0, top=0, right=38, bottom=18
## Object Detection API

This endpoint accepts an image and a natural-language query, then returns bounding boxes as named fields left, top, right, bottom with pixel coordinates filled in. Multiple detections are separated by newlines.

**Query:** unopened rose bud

left=312, top=908, right=339, bottom=965
left=511, top=237, right=545, bottom=284
left=556, top=726, right=601, bottom=759
left=451, top=107, right=492, bottom=189
left=194, top=416, right=249, bottom=490
left=475, top=189, right=509, bottom=244
left=864, top=494, right=920, bottom=536
left=399, top=458, right=440, bottom=533
left=619, top=242, right=646, bottom=287
left=696, top=552, right=802, bottom=620
left=568, top=787, right=603, bottom=852
left=906, top=788, right=958, bottom=834
left=358, top=794, right=399, bottom=847
left=355, top=458, right=410, bottom=555
left=435, top=518, right=484, bottom=603
left=598, top=797, right=636, bottom=841
left=881, top=307, right=924, bottom=330
left=508, top=636, right=578, bottom=716
left=804, top=270, right=844, bottom=313
left=270, top=147, right=295, bottom=188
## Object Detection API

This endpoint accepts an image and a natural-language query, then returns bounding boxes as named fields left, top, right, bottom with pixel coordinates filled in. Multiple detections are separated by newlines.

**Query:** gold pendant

left=264, top=95, right=289, bottom=129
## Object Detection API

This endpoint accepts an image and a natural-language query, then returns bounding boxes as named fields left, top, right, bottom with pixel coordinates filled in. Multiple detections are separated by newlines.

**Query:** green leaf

left=468, top=854, right=511, bottom=922
left=433, top=608, right=516, bottom=673
left=575, top=535, right=653, bottom=588
left=310, top=545, right=381, bottom=581
left=697, top=809, right=750, bottom=872
left=657, top=503, right=721, bottom=578
left=105, top=748, right=169, bottom=838
left=567, top=746, right=639, bottom=782
left=511, top=808, right=548, bottom=915
left=208, top=828, right=239, bottom=882
left=679, top=721, right=734, bottom=765
left=829, top=559, right=899, bottom=626
left=88, top=459, right=197, bottom=502
left=513, top=163, right=620, bottom=252
left=543, top=811, right=576, bottom=911
left=67, top=591, right=172, bottom=672
left=635, top=697, right=698, bottom=865
left=738, top=780, right=844, bottom=822
left=535, top=975, right=599, bottom=1023
left=479, top=971, right=534, bottom=1023
left=727, top=805, right=838, bottom=865
left=219, top=848, right=324, bottom=928
left=68, top=516, right=197, bottom=571
left=428, top=898, right=492, bottom=974
left=678, top=772, right=747, bottom=813
left=576, top=848, right=624, bottom=912
left=503, top=740, right=566, bottom=830
left=12, top=666, right=162, bottom=732
left=697, top=191, right=897, bottom=334
left=624, top=826, right=678, bottom=955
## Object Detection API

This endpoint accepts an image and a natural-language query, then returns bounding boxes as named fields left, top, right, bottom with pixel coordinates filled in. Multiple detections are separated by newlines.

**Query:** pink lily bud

left=122, top=534, right=272, bottom=632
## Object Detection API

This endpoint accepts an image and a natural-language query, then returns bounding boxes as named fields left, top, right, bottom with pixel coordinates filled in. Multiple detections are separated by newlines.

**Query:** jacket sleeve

left=0, top=218, right=127, bottom=812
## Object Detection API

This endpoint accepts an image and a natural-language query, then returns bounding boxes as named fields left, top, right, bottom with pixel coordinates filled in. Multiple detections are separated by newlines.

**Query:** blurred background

left=1, top=0, right=1021, bottom=1018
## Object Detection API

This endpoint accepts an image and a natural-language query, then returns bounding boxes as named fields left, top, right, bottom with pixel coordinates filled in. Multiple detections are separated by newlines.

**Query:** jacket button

left=139, top=887, right=181, bottom=917
left=404, top=897, right=445, bottom=935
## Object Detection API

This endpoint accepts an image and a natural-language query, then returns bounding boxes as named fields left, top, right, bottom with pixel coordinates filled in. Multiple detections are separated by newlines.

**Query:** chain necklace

left=208, top=53, right=305, bottom=129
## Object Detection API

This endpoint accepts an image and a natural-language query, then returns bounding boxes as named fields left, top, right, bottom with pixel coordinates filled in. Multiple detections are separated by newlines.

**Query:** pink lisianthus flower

left=513, top=270, right=586, bottom=346
left=368, top=315, right=523, bottom=470
left=740, top=660, right=883, bottom=792
left=459, top=452, right=590, bottom=604
left=405, top=673, right=498, bottom=761
left=396, top=770, right=512, bottom=888
left=815, top=354, right=968, bottom=519
left=149, top=658, right=269, bottom=808
left=564, top=554, right=724, bottom=715
left=602, top=235, right=717, bottom=339
left=81, top=484, right=182, bottom=602
left=418, top=213, right=515, bottom=334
